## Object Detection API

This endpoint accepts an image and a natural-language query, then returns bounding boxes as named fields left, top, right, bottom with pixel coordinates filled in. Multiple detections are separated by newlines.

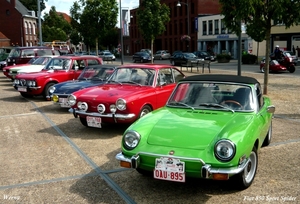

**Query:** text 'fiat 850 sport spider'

left=116, top=74, right=275, bottom=189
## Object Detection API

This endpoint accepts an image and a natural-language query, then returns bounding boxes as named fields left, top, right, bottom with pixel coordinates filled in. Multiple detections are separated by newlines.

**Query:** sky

left=42, top=0, right=139, bottom=16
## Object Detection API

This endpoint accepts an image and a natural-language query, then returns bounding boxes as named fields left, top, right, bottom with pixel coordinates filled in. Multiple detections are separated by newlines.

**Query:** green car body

left=116, top=74, right=275, bottom=189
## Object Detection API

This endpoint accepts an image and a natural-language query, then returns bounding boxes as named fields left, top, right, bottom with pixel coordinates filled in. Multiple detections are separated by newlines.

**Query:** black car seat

left=233, top=87, right=251, bottom=110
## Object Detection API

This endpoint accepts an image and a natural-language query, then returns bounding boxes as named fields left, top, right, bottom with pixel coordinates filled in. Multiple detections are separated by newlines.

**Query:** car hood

left=75, top=84, right=151, bottom=100
left=146, top=109, right=253, bottom=150
left=16, top=65, right=45, bottom=73
left=15, top=70, right=69, bottom=79
left=54, top=80, right=106, bottom=94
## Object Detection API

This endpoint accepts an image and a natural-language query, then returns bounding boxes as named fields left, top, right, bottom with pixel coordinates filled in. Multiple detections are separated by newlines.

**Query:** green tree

left=136, top=0, right=170, bottom=63
left=42, top=6, right=72, bottom=42
left=70, top=0, right=118, bottom=55
left=20, top=0, right=46, bottom=13
left=219, top=0, right=300, bottom=94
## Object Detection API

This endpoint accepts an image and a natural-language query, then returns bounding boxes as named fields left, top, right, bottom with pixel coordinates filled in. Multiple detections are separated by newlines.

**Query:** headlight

left=52, top=94, right=59, bottom=102
left=49, top=86, right=56, bottom=94
left=109, top=104, right=116, bottom=113
left=116, top=98, right=126, bottom=110
left=68, top=94, right=76, bottom=106
left=123, top=130, right=141, bottom=150
left=27, top=80, right=36, bottom=87
left=97, top=104, right=105, bottom=113
left=214, top=140, right=236, bottom=162
left=14, top=79, right=19, bottom=85
left=77, top=102, right=88, bottom=111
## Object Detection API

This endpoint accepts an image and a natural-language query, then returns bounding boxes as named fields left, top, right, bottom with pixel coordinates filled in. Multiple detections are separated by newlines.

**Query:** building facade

left=0, top=0, right=38, bottom=47
left=129, top=0, right=221, bottom=55
left=197, top=14, right=266, bottom=59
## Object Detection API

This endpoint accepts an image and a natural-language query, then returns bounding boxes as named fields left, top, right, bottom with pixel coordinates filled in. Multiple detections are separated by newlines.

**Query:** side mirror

left=267, top=105, right=275, bottom=114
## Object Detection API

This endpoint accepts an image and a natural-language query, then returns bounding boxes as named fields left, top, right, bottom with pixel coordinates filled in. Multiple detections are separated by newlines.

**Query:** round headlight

left=97, top=104, right=105, bottom=113
left=77, top=102, right=88, bottom=111
left=214, top=140, right=236, bottom=162
left=52, top=95, right=59, bottom=102
left=110, top=104, right=117, bottom=113
left=68, top=94, right=76, bottom=106
left=14, top=79, right=19, bottom=85
left=123, top=130, right=141, bottom=150
left=116, top=98, right=126, bottom=110
left=49, top=86, right=56, bottom=94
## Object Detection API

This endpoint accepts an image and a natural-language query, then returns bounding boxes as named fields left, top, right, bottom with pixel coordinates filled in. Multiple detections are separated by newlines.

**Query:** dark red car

left=13, top=55, right=103, bottom=99
left=68, top=64, right=185, bottom=128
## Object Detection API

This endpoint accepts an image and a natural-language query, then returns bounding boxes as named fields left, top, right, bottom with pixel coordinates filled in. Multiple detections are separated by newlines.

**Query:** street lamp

left=177, top=1, right=190, bottom=51
left=37, top=0, right=43, bottom=46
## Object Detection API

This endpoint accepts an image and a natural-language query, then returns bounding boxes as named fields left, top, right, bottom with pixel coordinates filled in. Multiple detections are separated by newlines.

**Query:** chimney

left=11, top=0, right=16, bottom=8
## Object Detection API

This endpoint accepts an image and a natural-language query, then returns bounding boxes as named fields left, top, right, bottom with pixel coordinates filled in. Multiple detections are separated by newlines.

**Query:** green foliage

left=19, top=0, right=46, bottom=13
left=136, top=0, right=170, bottom=57
left=41, top=7, right=72, bottom=42
left=70, top=0, right=118, bottom=53
left=242, top=54, right=257, bottom=64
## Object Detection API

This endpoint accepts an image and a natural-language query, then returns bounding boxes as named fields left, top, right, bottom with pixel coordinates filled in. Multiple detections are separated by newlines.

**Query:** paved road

left=0, top=64, right=299, bottom=203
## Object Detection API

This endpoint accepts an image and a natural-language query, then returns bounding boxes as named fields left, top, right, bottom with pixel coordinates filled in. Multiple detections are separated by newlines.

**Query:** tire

left=43, top=82, right=55, bottom=99
left=262, top=121, right=272, bottom=147
left=20, top=92, right=33, bottom=98
left=79, top=117, right=88, bottom=127
left=288, top=65, right=295, bottom=73
left=233, top=146, right=258, bottom=190
left=139, top=105, right=152, bottom=118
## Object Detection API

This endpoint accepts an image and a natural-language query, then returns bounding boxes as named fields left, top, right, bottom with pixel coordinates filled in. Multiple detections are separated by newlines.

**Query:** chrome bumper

left=70, top=108, right=136, bottom=120
left=116, top=152, right=250, bottom=178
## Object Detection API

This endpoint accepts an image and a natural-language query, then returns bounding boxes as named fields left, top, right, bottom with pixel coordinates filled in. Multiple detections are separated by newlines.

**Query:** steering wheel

left=221, top=100, right=243, bottom=108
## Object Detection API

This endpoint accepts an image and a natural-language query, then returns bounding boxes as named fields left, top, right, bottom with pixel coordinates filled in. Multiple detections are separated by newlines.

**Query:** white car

left=98, top=51, right=116, bottom=61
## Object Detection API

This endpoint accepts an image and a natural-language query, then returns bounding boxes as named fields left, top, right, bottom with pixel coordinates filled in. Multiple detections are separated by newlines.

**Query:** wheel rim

left=140, top=108, right=150, bottom=118
left=244, top=151, right=257, bottom=183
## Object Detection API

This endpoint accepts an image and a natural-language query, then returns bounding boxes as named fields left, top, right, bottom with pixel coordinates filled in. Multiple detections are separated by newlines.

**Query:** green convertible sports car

left=116, top=74, right=275, bottom=189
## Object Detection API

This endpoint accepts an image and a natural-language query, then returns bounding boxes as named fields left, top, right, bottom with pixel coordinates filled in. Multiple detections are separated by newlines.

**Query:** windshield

left=31, top=57, right=52, bottom=65
left=184, top=53, right=197, bottom=58
left=167, top=82, right=254, bottom=111
left=109, top=67, right=156, bottom=86
left=44, top=58, right=71, bottom=70
left=8, top=49, right=21, bottom=58
left=78, top=66, right=115, bottom=80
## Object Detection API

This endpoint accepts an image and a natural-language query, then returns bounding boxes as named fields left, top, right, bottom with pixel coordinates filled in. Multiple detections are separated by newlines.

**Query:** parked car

left=283, top=51, right=298, bottom=66
left=116, top=74, right=275, bottom=189
left=154, top=50, right=171, bottom=60
left=194, top=50, right=215, bottom=61
left=170, top=52, right=204, bottom=66
left=7, top=56, right=55, bottom=80
left=132, top=52, right=152, bottom=63
left=13, top=55, right=103, bottom=99
left=50, top=65, right=116, bottom=108
left=98, top=51, right=116, bottom=61
left=6, top=46, right=60, bottom=66
left=0, top=47, right=12, bottom=70
left=68, top=64, right=185, bottom=128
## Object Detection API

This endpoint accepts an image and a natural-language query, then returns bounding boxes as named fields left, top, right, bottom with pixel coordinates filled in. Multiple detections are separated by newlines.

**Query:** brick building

left=128, top=0, right=221, bottom=55
left=0, top=0, right=38, bottom=47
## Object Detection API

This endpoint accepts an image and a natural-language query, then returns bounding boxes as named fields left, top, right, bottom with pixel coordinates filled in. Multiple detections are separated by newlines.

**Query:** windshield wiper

left=198, top=103, right=234, bottom=113
left=107, top=80, right=122, bottom=85
left=168, top=101, right=195, bottom=110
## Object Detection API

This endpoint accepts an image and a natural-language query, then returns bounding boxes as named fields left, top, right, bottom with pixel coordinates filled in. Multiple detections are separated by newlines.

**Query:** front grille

left=20, top=79, right=27, bottom=86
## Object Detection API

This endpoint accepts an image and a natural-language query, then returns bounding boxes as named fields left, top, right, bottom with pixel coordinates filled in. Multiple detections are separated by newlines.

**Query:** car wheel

left=262, top=121, right=272, bottom=147
left=233, top=146, right=258, bottom=189
left=20, top=92, right=33, bottom=98
left=79, top=117, right=88, bottom=127
left=43, top=82, right=55, bottom=99
left=136, top=168, right=152, bottom=177
left=139, top=105, right=152, bottom=118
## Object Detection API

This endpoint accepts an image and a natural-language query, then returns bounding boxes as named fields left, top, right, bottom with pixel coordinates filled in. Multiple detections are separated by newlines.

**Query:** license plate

left=18, top=87, right=27, bottom=92
left=59, top=98, right=70, bottom=107
left=86, top=116, right=102, bottom=128
left=153, top=157, right=185, bottom=182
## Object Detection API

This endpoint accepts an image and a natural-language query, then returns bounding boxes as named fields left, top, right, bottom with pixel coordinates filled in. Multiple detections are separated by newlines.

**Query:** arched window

left=33, top=23, right=36, bottom=35
left=25, top=22, right=28, bottom=34
left=28, top=22, right=32, bottom=34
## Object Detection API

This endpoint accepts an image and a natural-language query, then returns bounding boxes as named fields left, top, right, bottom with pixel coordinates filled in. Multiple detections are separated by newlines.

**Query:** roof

left=57, top=12, right=71, bottom=23
left=180, top=74, right=259, bottom=84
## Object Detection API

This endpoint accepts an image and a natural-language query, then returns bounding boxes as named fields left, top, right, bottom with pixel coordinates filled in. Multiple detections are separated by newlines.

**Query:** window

left=255, top=84, right=263, bottom=109
left=208, top=20, right=213, bottom=35
left=221, top=21, right=226, bottom=34
left=202, top=21, right=207, bottom=35
left=87, top=59, right=100, bottom=66
left=214, top=19, right=219, bottom=34
left=28, top=23, right=32, bottom=34
left=25, top=22, right=28, bottom=34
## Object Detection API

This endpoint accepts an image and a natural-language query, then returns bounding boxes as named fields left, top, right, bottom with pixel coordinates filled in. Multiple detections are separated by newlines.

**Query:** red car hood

left=75, top=84, right=152, bottom=101
left=15, top=70, right=65, bottom=80
left=147, top=109, right=253, bottom=150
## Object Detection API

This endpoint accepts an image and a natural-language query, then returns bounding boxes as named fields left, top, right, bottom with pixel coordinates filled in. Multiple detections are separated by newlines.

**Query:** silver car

left=154, top=50, right=171, bottom=60
left=98, top=51, right=116, bottom=61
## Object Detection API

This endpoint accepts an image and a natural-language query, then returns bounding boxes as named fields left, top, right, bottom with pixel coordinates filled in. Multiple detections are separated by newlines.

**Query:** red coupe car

left=68, top=64, right=185, bottom=128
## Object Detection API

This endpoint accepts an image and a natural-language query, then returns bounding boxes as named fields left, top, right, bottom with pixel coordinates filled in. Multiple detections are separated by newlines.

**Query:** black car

left=49, top=64, right=116, bottom=108
left=132, top=52, right=152, bottom=63
left=170, top=52, right=204, bottom=66
left=193, top=51, right=214, bottom=61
